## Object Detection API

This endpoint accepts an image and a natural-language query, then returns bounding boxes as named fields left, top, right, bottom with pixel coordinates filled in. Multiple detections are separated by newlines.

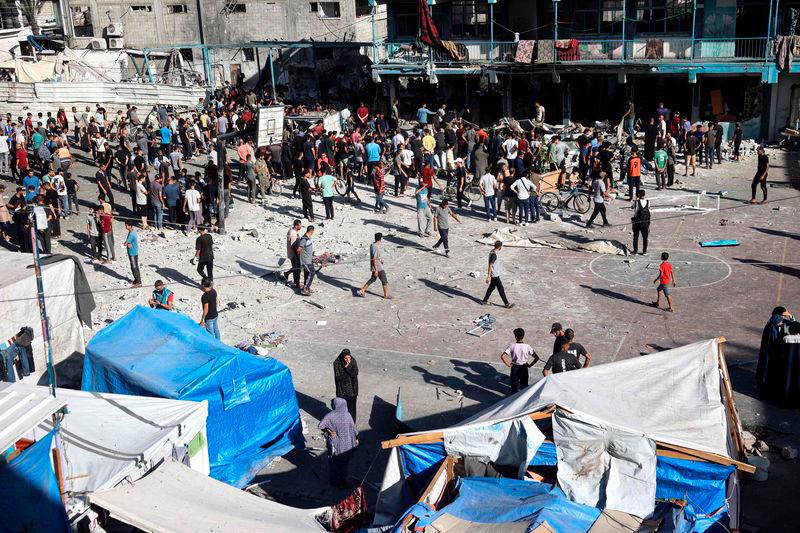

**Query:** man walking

left=585, top=173, right=610, bottom=227
left=432, top=198, right=461, bottom=257
left=631, top=190, right=650, bottom=255
left=500, top=328, right=539, bottom=394
left=414, top=184, right=433, bottom=237
left=285, top=219, right=302, bottom=288
left=124, top=221, right=142, bottom=288
left=479, top=169, right=497, bottom=220
left=749, top=146, right=769, bottom=204
left=482, top=240, right=514, bottom=308
left=296, top=225, right=316, bottom=296
left=195, top=226, right=214, bottom=281
left=200, top=278, right=220, bottom=339
left=357, top=232, right=391, bottom=299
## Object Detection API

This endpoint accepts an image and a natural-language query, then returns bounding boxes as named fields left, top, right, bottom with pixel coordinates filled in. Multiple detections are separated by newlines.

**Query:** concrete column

left=151, top=0, right=166, bottom=45
left=691, top=79, right=700, bottom=123
left=388, top=77, right=396, bottom=113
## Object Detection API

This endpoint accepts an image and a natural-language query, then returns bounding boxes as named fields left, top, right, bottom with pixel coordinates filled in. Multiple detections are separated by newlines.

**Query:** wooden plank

left=400, top=456, right=454, bottom=528
left=656, top=441, right=755, bottom=474
left=716, top=342, right=747, bottom=461
left=380, top=405, right=556, bottom=450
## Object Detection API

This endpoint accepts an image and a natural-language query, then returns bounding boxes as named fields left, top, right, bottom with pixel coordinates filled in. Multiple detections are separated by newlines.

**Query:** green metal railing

left=378, top=36, right=771, bottom=65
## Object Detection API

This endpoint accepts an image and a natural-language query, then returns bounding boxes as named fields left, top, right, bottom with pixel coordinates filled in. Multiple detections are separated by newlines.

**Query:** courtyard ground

left=3, top=140, right=798, bottom=530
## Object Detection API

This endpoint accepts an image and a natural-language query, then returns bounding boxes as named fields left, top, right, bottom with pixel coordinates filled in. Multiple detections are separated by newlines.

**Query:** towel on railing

left=774, top=35, right=797, bottom=72
left=515, top=40, right=536, bottom=63
left=645, top=38, right=664, bottom=59
left=555, top=39, right=579, bottom=61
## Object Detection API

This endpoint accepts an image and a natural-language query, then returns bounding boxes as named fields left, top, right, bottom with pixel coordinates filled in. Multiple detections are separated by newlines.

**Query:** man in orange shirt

left=236, top=138, right=250, bottom=182
left=627, top=146, right=642, bottom=201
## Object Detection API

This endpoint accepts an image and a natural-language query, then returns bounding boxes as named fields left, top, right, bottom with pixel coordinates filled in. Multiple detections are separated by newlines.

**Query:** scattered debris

left=234, top=331, right=288, bottom=355
left=468, top=271, right=480, bottom=278
left=303, top=299, right=326, bottom=309
left=699, top=239, right=740, bottom=247
left=250, top=229, right=259, bottom=238
left=477, top=228, right=628, bottom=255
left=468, top=314, right=496, bottom=337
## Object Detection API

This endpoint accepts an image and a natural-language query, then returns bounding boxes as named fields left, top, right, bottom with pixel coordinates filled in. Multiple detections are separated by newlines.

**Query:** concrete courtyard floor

left=4, top=142, right=799, bottom=530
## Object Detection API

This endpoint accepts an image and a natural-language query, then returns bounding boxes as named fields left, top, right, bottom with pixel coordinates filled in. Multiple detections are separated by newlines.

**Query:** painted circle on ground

left=589, top=249, right=731, bottom=289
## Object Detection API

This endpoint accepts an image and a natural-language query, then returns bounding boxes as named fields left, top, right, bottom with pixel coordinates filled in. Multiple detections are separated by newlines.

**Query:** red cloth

left=556, top=39, right=580, bottom=61
left=419, top=0, right=441, bottom=47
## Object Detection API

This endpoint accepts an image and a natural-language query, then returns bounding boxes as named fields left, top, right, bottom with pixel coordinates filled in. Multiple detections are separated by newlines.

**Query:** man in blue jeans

left=149, top=175, right=165, bottom=229
left=200, top=278, right=220, bottom=339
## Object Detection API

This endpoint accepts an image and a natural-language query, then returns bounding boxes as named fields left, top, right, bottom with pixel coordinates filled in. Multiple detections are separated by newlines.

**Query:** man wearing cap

left=551, top=323, right=567, bottom=354
left=453, top=158, right=471, bottom=209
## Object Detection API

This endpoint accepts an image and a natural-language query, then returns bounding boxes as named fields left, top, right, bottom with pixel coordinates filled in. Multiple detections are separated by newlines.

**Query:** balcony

left=375, top=36, right=771, bottom=67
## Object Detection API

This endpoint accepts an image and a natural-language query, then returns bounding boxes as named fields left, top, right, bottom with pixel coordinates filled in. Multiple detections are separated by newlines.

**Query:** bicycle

left=540, top=186, right=591, bottom=214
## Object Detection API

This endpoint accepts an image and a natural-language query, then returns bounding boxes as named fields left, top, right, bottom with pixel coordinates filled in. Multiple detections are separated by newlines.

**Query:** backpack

left=632, top=200, right=650, bottom=226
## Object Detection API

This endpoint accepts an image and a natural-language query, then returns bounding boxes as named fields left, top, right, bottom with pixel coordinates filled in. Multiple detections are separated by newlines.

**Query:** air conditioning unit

left=89, top=39, right=107, bottom=50
left=107, top=37, right=124, bottom=49
left=106, top=23, right=124, bottom=37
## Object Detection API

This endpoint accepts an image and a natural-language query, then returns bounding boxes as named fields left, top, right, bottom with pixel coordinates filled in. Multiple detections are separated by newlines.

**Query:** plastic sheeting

left=81, top=305, right=304, bottom=487
left=394, top=477, right=601, bottom=533
left=0, top=430, right=69, bottom=533
left=444, top=416, right=544, bottom=478
left=0, top=253, right=86, bottom=382
left=553, top=409, right=657, bottom=519
left=90, top=459, right=326, bottom=532
left=439, top=339, right=731, bottom=457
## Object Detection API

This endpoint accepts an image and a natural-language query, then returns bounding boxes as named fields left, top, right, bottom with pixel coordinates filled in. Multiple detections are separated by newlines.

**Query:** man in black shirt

left=749, top=146, right=769, bottom=204
left=200, top=278, right=220, bottom=339
left=194, top=226, right=214, bottom=281
left=562, top=328, right=591, bottom=367
left=544, top=328, right=591, bottom=375
left=551, top=322, right=567, bottom=354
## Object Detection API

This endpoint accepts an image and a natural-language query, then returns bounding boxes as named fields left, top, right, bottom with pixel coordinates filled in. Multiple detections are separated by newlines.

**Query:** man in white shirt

left=392, top=130, right=405, bottom=152
left=511, top=174, right=535, bottom=225
left=503, top=133, right=519, bottom=160
left=183, top=180, right=203, bottom=231
left=479, top=171, right=497, bottom=220
left=0, top=132, right=8, bottom=175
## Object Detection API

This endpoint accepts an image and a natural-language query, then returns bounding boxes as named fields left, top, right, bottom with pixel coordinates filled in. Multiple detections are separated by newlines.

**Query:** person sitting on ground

left=149, top=280, right=174, bottom=311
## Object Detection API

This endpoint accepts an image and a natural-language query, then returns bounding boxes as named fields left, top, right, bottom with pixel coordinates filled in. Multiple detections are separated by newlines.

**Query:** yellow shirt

left=422, top=135, right=436, bottom=154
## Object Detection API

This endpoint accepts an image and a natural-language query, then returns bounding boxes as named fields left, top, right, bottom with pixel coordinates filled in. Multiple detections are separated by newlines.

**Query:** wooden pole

left=716, top=339, right=747, bottom=460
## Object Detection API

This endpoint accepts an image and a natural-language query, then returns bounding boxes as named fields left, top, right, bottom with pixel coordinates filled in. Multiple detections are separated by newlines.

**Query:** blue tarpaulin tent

left=81, top=306, right=304, bottom=487
left=392, top=477, right=601, bottom=532
left=0, top=430, right=70, bottom=533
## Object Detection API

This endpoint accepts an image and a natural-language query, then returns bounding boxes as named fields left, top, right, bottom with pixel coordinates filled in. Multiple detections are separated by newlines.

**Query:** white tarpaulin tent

left=454, top=338, right=732, bottom=456
left=90, top=459, right=328, bottom=532
left=376, top=338, right=745, bottom=526
left=0, top=382, right=209, bottom=517
left=0, top=253, right=87, bottom=382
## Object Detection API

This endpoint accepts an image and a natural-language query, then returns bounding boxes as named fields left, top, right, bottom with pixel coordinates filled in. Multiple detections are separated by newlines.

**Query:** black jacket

left=333, top=357, right=358, bottom=398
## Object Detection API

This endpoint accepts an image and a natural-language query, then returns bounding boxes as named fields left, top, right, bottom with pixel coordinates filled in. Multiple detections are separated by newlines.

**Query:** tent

left=81, top=305, right=304, bottom=487
left=376, top=338, right=749, bottom=532
left=0, top=381, right=209, bottom=519
left=0, top=253, right=94, bottom=384
left=90, top=459, right=328, bottom=532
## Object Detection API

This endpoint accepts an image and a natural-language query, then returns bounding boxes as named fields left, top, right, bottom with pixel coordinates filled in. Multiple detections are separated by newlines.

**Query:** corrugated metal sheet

left=0, top=383, right=67, bottom=453
left=0, top=82, right=206, bottom=108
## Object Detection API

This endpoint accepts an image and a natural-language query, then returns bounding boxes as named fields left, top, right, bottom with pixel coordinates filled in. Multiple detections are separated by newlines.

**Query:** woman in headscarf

left=319, top=397, right=358, bottom=488
left=756, top=306, right=792, bottom=398
left=333, top=349, right=358, bottom=422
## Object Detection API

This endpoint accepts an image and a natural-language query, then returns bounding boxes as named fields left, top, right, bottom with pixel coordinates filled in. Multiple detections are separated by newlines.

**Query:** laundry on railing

left=555, top=39, right=580, bottom=61
left=774, top=34, right=800, bottom=71
left=515, top=40, right=536, bottom=64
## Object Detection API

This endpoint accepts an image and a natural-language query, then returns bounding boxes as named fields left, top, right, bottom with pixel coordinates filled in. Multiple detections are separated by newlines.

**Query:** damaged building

left=374, top=0, right=800, bottom=141
left=57, top=0, right=387, bottom=99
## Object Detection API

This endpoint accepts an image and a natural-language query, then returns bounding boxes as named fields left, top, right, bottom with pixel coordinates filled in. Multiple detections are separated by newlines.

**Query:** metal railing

left=381, top=40, right=517, bottom=64
left=378, top=36, right=771, bottom=65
